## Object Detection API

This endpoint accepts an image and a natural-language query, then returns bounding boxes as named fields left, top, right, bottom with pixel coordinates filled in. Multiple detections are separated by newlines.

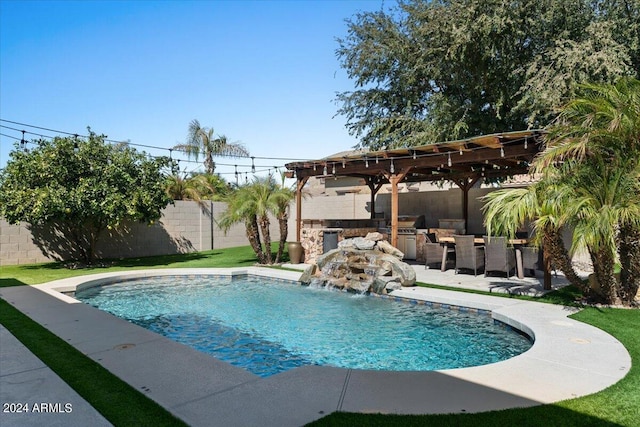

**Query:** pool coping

left=0, top=267, right=631, bottom=427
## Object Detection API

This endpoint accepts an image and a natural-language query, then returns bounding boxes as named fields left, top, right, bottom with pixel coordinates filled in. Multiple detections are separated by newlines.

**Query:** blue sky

left=0, top=0, right=390, bottom=181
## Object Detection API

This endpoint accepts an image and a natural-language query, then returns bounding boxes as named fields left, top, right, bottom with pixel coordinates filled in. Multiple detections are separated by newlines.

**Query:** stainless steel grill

left=385, top=215, right=425, bottom=260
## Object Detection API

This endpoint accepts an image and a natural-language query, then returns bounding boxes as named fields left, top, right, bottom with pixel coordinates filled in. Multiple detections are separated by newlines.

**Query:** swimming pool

left=75, top=275, right=532, bottom=377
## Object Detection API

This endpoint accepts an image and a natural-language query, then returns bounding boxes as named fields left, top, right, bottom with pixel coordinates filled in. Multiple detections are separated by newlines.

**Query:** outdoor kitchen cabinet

left=396, top=233, right=417, bottom=260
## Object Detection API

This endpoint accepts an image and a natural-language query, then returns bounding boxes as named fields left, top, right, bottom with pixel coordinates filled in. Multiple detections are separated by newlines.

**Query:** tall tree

left=0, top=132, right=172, bottom=264
left=336, top=0, right=638, bottom=150
left=540, top=78, right=640, bottom=305
left=484, top=78, right=640, bottom=306
left=174, top=119, right=249, bottom=174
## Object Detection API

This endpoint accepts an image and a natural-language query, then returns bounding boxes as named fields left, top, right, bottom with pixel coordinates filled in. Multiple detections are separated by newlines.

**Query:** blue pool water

left=75, top=275, right=532, bottom=377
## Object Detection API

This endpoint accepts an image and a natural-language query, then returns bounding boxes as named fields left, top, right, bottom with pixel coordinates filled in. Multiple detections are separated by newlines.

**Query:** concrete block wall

left=289, top=185, right=488, bottom=237
left=1, top=183, right=488, bottom=266
left=0, top=200, right=280, bottom=266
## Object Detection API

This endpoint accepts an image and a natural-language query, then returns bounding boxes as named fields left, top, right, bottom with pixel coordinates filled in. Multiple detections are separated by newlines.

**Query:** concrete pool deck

left=0, top=267, right=631, bottom=427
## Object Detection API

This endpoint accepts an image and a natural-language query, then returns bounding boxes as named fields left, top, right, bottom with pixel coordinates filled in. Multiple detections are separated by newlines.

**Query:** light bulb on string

left=342, top=159, right=346, bottom=168
left=313, top=163, right=317, bottom=171
left=500, top=146, right=505, bottom=157
left=412, top=150, right=416, bottom=160
left=251, top=156, right=255, bottom=173
left=365, top=158, right=369, bottom=168
left=524, top=137, right=528, bottom=149
left=332, top=163, right=336, bottom=175
left=390, top=158, right=395, bottom=174
left=447, top=153, right=452, bottom=167
left=323, top=164, right=327, bottom=175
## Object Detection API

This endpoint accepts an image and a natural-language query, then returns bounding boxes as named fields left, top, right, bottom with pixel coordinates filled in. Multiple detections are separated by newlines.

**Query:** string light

left=1, top=119, right=541, bottom=179
left=332, top=163, right=336, bottom=175
left=390, top=158, right=395, bottom=174
left=0, top=119, right=319, bottom=177
left=323, top=164, right=328, bottom=175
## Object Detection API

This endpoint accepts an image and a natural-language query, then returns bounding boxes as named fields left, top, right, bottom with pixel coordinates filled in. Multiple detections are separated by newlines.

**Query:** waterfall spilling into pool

left=301, top=234, right=417, bottom=294
left=75, top=275, right=532, bottom=377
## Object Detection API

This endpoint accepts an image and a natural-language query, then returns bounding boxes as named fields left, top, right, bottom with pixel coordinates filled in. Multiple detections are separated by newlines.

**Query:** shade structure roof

left=284, top=129, right=552, bottom=289
left=285, top=129, right=544, bottom=183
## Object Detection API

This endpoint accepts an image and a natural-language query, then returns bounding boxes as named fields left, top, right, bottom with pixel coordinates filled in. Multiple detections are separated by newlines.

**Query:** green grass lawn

left=1, top=247, right=638, bottom=426
left=0, top=246, right=262, bottom=286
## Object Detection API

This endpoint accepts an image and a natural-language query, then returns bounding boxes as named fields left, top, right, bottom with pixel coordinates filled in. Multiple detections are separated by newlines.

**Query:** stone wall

left=300, top=227, right=380, bottom=264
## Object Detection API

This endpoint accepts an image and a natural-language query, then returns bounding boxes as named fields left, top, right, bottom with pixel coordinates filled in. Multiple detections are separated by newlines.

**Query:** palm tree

left=271, top=172, right=295, bottom=263
left=484, top=78, right=640, bottom=305
left=164, top=173, right=228, bottom=205
left=555, top=157, right=640, bottom=303
left=218, top=183, right=266, bottom=264
left=540, top=78, right=640, bottom=305
left=244, top=176, right=275, bottom=264
left=482, top=178, right=585, bottom=292
left=174, top=119, right=250, bottom=174
left=218, top=176, right=276, bottom=264
left=189, top=173, right=230, bottom=201
left=218, top=174, right=295, bottom=265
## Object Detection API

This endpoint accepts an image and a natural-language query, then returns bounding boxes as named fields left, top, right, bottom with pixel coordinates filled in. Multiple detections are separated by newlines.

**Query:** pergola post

left=385, top=169, right=410, bottom=248
left=295, top=176, right=308, bottom=242
left=453, top=176, right=480, bottom=234
left=366, top=177, right=384, bottom=219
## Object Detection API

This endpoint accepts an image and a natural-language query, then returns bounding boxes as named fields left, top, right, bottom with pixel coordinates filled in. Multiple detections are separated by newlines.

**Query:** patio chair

left=483, top=236, right=516, bottom=278
left=521, top=245, right=557, bottom=276
left=423, top=232, right=453, bottom=270
left=454, top=235, right=484, bottom=276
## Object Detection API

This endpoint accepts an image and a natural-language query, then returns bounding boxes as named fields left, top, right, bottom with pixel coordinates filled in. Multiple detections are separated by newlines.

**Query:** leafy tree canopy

left=336, top=0, right=639, bottom=150
left=0, top=131, right=173, bottom=263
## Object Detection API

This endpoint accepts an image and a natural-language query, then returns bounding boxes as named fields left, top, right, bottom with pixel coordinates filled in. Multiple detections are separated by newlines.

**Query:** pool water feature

left=75, top=275, right=532, bottom=377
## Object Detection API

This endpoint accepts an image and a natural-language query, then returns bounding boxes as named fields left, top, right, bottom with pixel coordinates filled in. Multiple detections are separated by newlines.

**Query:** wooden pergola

left=285, top=130, right=544, bottom=247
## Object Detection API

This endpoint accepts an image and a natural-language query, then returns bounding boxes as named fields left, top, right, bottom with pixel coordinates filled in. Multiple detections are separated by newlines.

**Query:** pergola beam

left=286, top=130, right=545, bottom=264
